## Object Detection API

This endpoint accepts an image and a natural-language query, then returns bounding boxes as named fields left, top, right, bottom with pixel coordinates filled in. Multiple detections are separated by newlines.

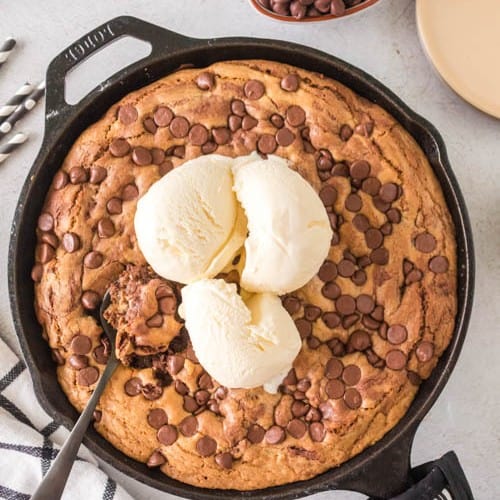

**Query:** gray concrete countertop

left=0, top=1, right=498, bottom=498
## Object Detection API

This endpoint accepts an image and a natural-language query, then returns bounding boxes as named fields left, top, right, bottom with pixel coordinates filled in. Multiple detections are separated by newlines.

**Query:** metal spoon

left=32, top=290, right=118, bottom=500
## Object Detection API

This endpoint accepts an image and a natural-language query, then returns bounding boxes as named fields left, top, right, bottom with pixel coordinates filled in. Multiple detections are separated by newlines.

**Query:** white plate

left=416, top=0, right=500, bottom=119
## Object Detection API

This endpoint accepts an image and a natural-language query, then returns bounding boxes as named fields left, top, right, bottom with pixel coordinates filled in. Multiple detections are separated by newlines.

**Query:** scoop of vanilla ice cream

left=180, top=279, right=301, bottom=391
left=134, top=155, right=246, bottom=284
left=232, top=153, right=333, bottom=294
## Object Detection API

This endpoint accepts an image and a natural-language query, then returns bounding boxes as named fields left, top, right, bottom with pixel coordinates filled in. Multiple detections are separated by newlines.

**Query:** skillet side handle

left=44, top=15, right=190, bottom=126
left=386, top=451, right=474, bottom=500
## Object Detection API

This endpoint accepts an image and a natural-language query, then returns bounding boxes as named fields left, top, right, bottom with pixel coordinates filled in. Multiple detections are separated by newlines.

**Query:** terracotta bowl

left=249, top=0, right=380, bottom=22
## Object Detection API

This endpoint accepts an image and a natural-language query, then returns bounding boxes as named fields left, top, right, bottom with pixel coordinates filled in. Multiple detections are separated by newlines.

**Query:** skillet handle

left=382, top=451, right=474, bottom=500
left=45, top=15, right=191, bottom=127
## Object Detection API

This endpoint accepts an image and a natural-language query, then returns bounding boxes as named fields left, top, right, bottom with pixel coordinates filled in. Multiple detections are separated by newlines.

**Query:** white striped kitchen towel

left=0, top=336, right=134, bottom=500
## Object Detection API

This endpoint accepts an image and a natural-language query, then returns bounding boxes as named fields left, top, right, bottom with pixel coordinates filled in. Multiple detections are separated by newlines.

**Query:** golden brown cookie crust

left=33, top=60, right=456, bottom=490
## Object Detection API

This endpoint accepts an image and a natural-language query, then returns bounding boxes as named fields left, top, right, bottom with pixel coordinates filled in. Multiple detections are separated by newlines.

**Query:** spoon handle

left=31, top=356, right=119, bottom=500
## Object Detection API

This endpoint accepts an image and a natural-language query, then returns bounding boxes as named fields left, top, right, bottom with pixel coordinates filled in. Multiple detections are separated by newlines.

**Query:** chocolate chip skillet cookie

left=32, top=60, right=456, bottom=490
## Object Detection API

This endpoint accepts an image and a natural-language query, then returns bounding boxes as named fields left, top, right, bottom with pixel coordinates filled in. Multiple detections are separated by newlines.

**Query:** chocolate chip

left=198, top=373, right=214, bottom=390
left=330, top=163, right=348, bottom=178
left=265, top=425, right=285, bottom=444
left=379, top=183, right=399, bottom=203
left=319, top=186, right=337, bottom=206
left=158, top=160, right=174, bottom=176
left=240, top=115, right=258, bottom=131
left=342, top=313, right=359, bottom=329
left=148, top=148, right=165, bottom=166
left=354, top=121, right=374, bottom=137
left=53, top=171, right=69, bottom=190
left=318, top=261, right=337, bottom=282
left=282, top=296, right=301, bottom=315
left=408, top=371, right=422, bottom=386
left=362, top=315, right=381, bottom=331
left=118, top=104, right=138, bottom=125
left=350, top=160, right=370, bottom=180
left=387, top=208, right=401, bottom=223
left=89, top=166, right=107, bottom=184
left=154, top=106, right=174, bottom=127
left=213, top=452, right=233, bottom=469
left=342, top=364, right=361, bottom=386
left=157, top=424, right=178, bottom=446
left=361, top=177, right=381, bottom=196
left=351, top=330, right=371, bottom=351
left=291, top=400, right=309, bottom=417
left=405, top=269, right=422, bottom=285
left=370, top=305, right=384, bottom=322
left=143, top=117, right=158, bottom=134
left=109, top=138, right=130, bottom=157
left=69, top=166, right=88, bottom=184
left=247, top=424, right=266, bottom=444
left=295, top=318, right=312, bottom=339
left=196, top=72, right=215, bottom=90
left=416, top=341, right=434, bottom=362
left=270, top=113, right=284, bottom=128
left=77, top=366, right=99, bottom=386
left=322, top=282, right=341, bottom=300
left=174, top=380, right=189, bottom=396
left=159, top=296, right=176, bottom=315
left=167, top=355, right=184, bottom=375
left=38, top=212, right=54, bottom=232
left=335, top=295, right=356, bottom=315
left=373, top=196, right=391, bottom=213
left=169, top=116, right=190, bottom=138
left=353, top=270, right=367, bottom=285
left=322, top=312, right=341, bottom=328
left=147, top=451, right=166, bottom=468
left=275, top=127, right=295, bottom=147
left=305, top=407, right=321, bottom=423
left=81, top=290, right=100, bottom=310
left=355, top=295, right=373, bottom=315
left=309, top=422, right=325, bottom=442
left=210, top=127, right=229, bottom=146
left=197, top=436, right=217, bottom=456
left=188, top=124, right=209, bottom=146
left=93, top=410, right=102, bottom=423
left=132, top=146, right=152, bottom=166
left=148, top=408, right=168, bottom=429
left=146, top=314, right=163, bottom=329
left=71, top=334, right=92, bottom=355
left=340, top=124, right=353, bottom=141
left=287, top=419, right=307, bottom=439
left=244, top=79, right=265, bottom=100
left=325, top=358, right=343, bottom=379
left=278, top=371, right=296, bottom=391
left=380, top=222, right=392, bottom=236
left=290, top=1, right=307, bottom=18
left=345, top=193, right=362, bottom=212
left=183, top=396, right=199, bottom=413
left=297, top=378, right=311, bottom=392
left=257, top=134, right=277, bottom=154
left=61, top=232, right=80, bottom=253
left=429, top=256, right=449, bottom=273
left=337, top=259, right=356, bottom=278
left=178, top=415, right=198, bottom=437
left=83, top=251, right=103, bottom=269
left=304, top=305, right=321, bottom=321
left=38, top=243, right=55, bottom=264
left=122, top=184, right=139, bottom=201
left=195, top=389, right=210, bottom=405
left=93, top=345, right=109, bottom=365
left=344, top=388, right=362, bottom=409
left=286, top=105, right=306, bottom=127
left=231, top=100, right=246, bottom=116
left=331, top=0, right=346, bottom=15
left=31, top=264, right=43, bottom=282
left=97, top=218, right=115, bottom=238
left=365, top=228, right=383, bottom=249
left=387, top=325, right=407, bottom=345
left=68, top=354, right=88, bottom=370
left=142, top=384, right=163, bottom=401
left=326, top=379, right=344, bottom=399
left=386, top=350, right=407, bottom=370
left=281, top=74, right=300, bottom=92
left=122, top=184, right=140, bottom=202
left=106, top=197, right=122, bottom=215
left=201, top=141, right=217, bottom=154
left=228, top=115, right=242, bottom=132
left=370, top=247, right=389, bottom=265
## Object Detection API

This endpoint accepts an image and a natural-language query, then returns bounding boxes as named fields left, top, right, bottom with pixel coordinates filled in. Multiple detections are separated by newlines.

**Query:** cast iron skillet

left=8, top=16, right=475, bottom=500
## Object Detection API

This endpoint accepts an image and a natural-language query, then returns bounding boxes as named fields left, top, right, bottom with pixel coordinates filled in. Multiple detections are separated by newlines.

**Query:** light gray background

left=0, top=1, right=498, bottom=498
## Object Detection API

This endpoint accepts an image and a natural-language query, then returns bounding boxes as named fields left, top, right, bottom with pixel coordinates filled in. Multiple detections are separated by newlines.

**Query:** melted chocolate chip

left=387, top=325, right=408, bottom=345
left=265, top=425, right=285, bottom=444
left=257, top=134, right=277, bottom=154
left=84, top=251, right=103, bottom=269
left=179, top=415, right=198, bottom=437
left=154, top=106, right=174, bottom=127
left=71, top=334, right=92, bottom=355
left=386, top=350, right=407, bottom=370
left=429, top=256, right=449, bottom=273
left=309, top=422, right=326, bottom=442
left=286, top=105, right=306, bottom=127
left=118, top=104, right=138, bottom=125
left=77, top=366, right=99, bottom=386
left=109, top=138, right=130, bottom=157
left=244, top=79, right=265, bottom=100
left=132, top=146, right=152, bottom=166
left=281, top=74, right=300, bottom=91
left=287, top=419, right=307, bottom=439
left=344, top=388, right=362, bottom=409
left=157, top=424, right=178, bottom=446
left=247, top=424, right=266, bottom=444
left=169, top=116, right=190, bottom=138
left=148, top=408, right=168, bottom=429
left=416, top=341, right=434, bottom=362
left=147, top=451, right=166, bottom=468
left=196, top=436, right=217, bottom=456
left=195, top=72, right=215, bottom=90
left=326, top=379, right=345, bottom=399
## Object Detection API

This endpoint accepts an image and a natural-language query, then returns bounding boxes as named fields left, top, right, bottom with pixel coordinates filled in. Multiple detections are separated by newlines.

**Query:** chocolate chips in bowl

left=250, top=0, right=380, bottom=22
